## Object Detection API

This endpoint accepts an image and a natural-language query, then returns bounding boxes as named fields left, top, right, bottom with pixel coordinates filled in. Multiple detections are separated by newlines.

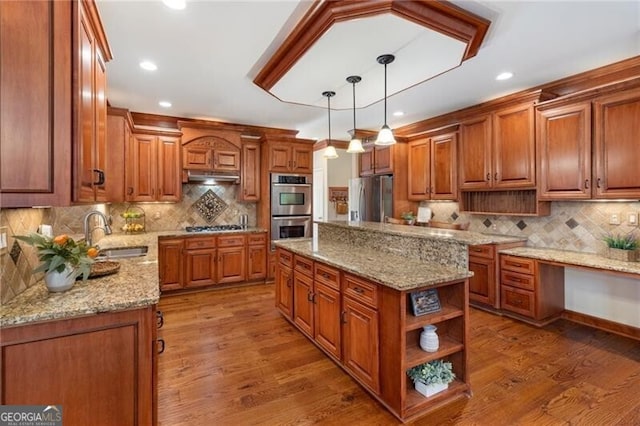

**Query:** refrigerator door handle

left=359, top=183, right=365, bottom=222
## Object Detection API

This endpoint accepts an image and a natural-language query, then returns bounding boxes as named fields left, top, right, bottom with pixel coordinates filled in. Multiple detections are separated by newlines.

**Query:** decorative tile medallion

left=193, top=190, right=228, bottom=223
left=451, top=212, right=459, bottom=221
left=565, top=218, right=579, bottom=229
left=482, top=218, right=492, bottom=228
left=9, top=241, right=22, bottom=265
left=516, top=220, right=527, bottom=230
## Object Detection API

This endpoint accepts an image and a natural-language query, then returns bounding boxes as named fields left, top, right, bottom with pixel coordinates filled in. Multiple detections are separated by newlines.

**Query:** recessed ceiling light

left=139, top=61, right=157, bottom=71
left=393, top=111, right=405, bottom=117
left=496, top=72, right=513, bottom=81
left=163, top=0, right=186, bottom=10
left=159, top=101, right=172, bottom=108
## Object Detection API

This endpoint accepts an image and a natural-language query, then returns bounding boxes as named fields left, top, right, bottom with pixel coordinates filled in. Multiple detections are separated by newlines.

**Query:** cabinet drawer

left=468, top=244, right=494, bottom=259
left=501, top=285, right=535, bottom=318
left=314, top=263, right=340, bottom=290
left=248, top=233, right=266, bottom=245
left=185, top=237, right=215, bottom=250
left=294, top=255, right=314, bottom=277
left=501, top=270, right=535, bottom=291
left=343, top=274, right=378, bottom=308
left=501, top=255, right=535, bottom=275
left=278, top=249, right=293, bottom=268
left=217, top=235, right=246, bottom=248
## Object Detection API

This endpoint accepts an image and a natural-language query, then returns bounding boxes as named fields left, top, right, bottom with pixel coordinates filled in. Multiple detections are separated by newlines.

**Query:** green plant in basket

left=603, top=232, right=638, bottom=251
left=15, top=233, right=98, bottom=280
left=407, top=359, right=455, bottom=386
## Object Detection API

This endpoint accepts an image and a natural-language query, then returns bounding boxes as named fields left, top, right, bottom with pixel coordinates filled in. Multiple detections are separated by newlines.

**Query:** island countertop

left=274, top=238, right=472, bottom=291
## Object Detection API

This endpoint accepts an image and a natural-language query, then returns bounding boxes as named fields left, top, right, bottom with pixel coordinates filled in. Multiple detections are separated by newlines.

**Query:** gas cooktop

left=185, top=225, right=244, bottom=232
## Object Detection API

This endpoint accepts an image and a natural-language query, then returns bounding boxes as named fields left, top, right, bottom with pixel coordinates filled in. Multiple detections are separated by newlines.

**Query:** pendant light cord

left=352, top=81, right=357, bottom=130
left=327, top=94, right=332, bottom=143
left=383, top=62, right=388, bottom=126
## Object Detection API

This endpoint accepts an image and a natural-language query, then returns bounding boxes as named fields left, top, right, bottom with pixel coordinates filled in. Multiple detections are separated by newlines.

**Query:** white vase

left=419, top=325, right=439, bottom=352
left=44, top=264, right=76, bottom=292
left=415, top=381, right=448, bottom=398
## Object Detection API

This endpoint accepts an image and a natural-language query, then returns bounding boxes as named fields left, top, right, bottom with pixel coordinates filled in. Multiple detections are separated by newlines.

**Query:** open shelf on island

left=405, top=336, right=464, bottom=368
left=404, top=379, right=470, bottom=418
left=404, top=305, right=464, bottom=331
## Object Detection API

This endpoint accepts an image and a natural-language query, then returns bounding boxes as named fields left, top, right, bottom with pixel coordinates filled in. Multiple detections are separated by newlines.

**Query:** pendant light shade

left=375, top=54, right=396, bottom=146
left=323, top=91, right=338, bottom=159
left=346, top=75, right=365, bottom=154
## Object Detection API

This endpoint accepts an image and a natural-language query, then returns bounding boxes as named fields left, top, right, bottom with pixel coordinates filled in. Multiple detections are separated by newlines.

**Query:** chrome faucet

left=83, top=210, right=112, bottom=246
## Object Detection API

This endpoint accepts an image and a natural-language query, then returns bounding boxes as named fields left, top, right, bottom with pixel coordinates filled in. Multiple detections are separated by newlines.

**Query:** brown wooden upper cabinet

left=459, top=103, right=535, bottom=190
left=268, top=141, right=313, bottom=173
left=183, top=137, right=240, bottom=173
left=408, top=132, right=457, bottom=201
left=239, top=137, right=261, bottom=202
left=537, top=86, right=640, bottom=200
left=127, top=131, right=181, bottom=202
left=360, top=143, right=393, bottom=176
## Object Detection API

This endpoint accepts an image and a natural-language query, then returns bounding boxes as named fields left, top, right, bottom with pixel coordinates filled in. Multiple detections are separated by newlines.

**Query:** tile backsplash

left=1, top=183, right=255, bottom=304
left=421, top=200, right=640, bottom=253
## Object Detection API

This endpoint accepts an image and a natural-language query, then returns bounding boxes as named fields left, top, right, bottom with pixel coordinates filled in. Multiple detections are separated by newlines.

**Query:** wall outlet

left=628, top=212, right=638, bottom=226
left=0, top=226, right=8, bottom=255
left=609, top=213, right=621, bottom=225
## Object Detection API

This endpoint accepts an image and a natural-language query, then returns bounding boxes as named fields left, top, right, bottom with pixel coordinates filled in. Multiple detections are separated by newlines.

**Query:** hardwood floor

left=157, top=284, right=640, bottom=425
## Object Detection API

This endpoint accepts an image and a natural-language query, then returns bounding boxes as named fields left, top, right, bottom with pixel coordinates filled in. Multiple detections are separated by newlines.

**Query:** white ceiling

left=97, top=0, right=640, bottom=141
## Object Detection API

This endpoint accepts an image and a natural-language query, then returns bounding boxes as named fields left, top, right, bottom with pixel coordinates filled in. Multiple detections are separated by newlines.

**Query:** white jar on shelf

left=419, top=325, right=439, bottom=352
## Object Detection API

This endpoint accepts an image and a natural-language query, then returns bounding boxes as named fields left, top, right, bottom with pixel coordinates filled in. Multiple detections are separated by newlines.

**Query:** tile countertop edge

left=499, top=247, right=640, bottom=277
left=317, top=220, right=527, bottom=245
left=274, top=239, right=473, bottom=291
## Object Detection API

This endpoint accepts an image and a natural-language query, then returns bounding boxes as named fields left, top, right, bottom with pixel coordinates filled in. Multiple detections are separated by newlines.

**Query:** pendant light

left=375, top=54, right=396, bottom=146
left=323, top=91, right=338, bottom=159
left=346, top=75, right=365, bottom=154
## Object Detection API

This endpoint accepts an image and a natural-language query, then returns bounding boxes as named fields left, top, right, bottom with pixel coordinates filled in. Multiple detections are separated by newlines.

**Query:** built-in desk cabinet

left=275, top=247, right=470, bottom=422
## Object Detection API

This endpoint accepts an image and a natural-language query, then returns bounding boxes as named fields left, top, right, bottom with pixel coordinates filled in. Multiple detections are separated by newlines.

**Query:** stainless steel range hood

left=186, top=170, right=240, bottom=184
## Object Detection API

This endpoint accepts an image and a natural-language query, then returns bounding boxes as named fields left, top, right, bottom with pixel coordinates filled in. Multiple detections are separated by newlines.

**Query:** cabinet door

left=374, top=146, right=393, bottom=174
left=293, top=272, right=315, bottom=337
left=291, top=144, right=313, bottom=173
left=0, top=0, right=72, bottom=207
left=106, top=111, right=127, bottom=203
left=493, top=103, right=535, bottom=188
left=537, top=102, right=592, bottom=200
left=342, top=297, right=380, bottom=393
left=158, top=238, right=184, bottom=291
left=214, top=150, right=240, bottom=172
left=94, top=51, right=108, bottom=202
left=247, top=244, right=267, bottom=280
left=183, top=146, right=212, bottom=170
left=431, top=133, right=457, bottom=200
left=459, top=115, right=492, bottom=189
left=593, top=88, right=640, bottom=199
left=468, top=256, right=496, bottom=308
left=129, top=134, right=157, bottom=202
left=269, top=143, right=291, bottom=172
left=185, top=248, right=217, bottom=288
left=359, top=145, right=375, bottom=176
left=240, top=141, right=261, bottom=201
left=157, top=136, right=181, bottom=202
left=408, top=139, right=430, bottom=200
left=275, top=265, right=293, bottom=317
left=314, top=282, right=341, bottom=359
left=217, top=246, right=246, bottom=284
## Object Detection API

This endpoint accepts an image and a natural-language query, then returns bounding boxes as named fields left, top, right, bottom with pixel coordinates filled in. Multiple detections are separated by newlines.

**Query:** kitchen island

left=274, top=221, right=481, bottom=422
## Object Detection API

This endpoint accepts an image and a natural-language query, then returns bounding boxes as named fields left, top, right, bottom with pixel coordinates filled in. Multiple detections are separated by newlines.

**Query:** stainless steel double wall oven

left=270, top=173, right=312, bottom=242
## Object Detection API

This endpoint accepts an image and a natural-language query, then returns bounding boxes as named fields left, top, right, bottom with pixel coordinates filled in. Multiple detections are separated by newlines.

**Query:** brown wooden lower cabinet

left=275, top=247, right=470, bottom=422
left=159, top=232, right=267, bottom=292
left=0, top=306, right=157, bottom=425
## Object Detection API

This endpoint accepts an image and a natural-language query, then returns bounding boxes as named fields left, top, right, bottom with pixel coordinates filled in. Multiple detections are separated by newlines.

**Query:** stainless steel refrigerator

left=348, top=175, right=393, bottom=222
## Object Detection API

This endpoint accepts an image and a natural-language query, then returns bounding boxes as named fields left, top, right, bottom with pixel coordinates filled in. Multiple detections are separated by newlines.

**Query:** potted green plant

left=15, top=233, right=99, bottom=292
left=406, top=359, right=455, bottom=397
left=400, top=211, right=416, bottom=226
left=603, top=232, right=639, bottom=262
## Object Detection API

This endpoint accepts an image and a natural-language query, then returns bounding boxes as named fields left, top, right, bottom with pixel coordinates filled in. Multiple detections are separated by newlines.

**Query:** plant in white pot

left=407, top=359, right=455, bottom=398
left=603, top=232, right=639, bottom=262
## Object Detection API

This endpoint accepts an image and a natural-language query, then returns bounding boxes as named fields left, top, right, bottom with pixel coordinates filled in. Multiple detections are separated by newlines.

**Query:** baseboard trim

left=562, top=310, right=640, bottom=341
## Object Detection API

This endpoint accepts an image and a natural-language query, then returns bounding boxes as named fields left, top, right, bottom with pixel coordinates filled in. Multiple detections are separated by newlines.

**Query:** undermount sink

left=97, top=245, right=148, bottom=259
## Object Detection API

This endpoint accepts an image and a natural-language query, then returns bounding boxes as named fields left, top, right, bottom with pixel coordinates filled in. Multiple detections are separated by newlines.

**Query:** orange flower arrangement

left=15, top=233, right=98, bottom=281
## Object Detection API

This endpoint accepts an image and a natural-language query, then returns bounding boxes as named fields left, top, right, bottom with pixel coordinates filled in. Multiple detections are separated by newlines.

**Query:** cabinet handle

left=287, top=277, right=292, bottom=288
left=486, top=173, right=491, bottom=181
left=584, top=179, right=590, bottom=189
left=127, top=187, right=134, bottom=195
left=341, top=311, right=347, bottom=324
left=352, top=286, right=365, bottom=294
left=157, top=339, right=166, bottom=354
left=152, top=188, right=155, bottom=196
left=507, top=275, right=522, bottom=283
left=507, top=261, right=522, bottom=268
left=159, top=188, right=163, bottom=196
left=597, top=178, right=602, bottom=188
left=494, top=172, right=498, bottom=181
left=470, top=247, right=483, bottom=252
left=321, top=272, right=330, bottom=280
left=156, top=310, right=164, bottom=329
left=93, top=169, right=105, bottom=185
left=293, top=161, right=296, bottom=169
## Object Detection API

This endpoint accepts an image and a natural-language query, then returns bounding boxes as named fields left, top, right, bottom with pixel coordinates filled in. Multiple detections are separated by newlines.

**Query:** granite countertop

left=274, top=239, right=472, bottom=291
left=317, top=220, right=527, bottom=246
left=153, top=227, right=267, bottom=239
left=500, top=247, right=640, bottom=277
